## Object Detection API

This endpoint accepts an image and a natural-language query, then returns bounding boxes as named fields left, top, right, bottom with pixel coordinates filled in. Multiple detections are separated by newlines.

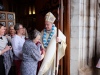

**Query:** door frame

left=63, top=0, right=70, bottom=75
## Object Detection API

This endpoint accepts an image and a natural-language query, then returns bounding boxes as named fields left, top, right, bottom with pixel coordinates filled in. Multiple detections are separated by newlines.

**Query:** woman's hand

left=40, top=50, right=45, bottom=60
left=4, top=46, right=12, bottom=51
left=42, top=49, right=45, bottom=55
left=36, top=41, right=42, bottom=46
left=0, top=46, right=12, bottom=55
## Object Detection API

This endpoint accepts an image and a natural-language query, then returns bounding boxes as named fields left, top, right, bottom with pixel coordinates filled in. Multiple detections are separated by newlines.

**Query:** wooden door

left=0, top=11, right=15, bottom=33
left=63, top=0, right=70, bottom=75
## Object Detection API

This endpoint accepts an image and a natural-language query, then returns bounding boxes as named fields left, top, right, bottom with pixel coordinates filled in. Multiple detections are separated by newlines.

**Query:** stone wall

left=70, top=0, right=79, bottom=75
left=95, top=0, right=100, bottom=75
left=70, top=0, right=97, bottom=75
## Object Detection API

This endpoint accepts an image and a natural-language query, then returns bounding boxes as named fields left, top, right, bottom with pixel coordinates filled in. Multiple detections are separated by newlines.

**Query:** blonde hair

left=23, top=27, right=28, bottom=38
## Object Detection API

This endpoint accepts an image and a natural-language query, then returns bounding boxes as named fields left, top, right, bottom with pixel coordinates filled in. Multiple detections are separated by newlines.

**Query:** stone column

left=96, top=0, right=100, bottom=59
left=88, top=0, right=97, bottom=67
left=78, top=0, right=97, bottom=75
left=95, top=0, right=100, bottom=75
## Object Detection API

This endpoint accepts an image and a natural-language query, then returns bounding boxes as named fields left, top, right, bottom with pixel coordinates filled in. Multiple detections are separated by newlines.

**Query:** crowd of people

left=0, top=12, right=66, bottom=75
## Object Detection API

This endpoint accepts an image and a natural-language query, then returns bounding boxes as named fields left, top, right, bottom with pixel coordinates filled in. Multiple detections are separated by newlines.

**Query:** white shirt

left=12, top=35, right=25, bottom=60
left=0, top=36, right=8, bottom=51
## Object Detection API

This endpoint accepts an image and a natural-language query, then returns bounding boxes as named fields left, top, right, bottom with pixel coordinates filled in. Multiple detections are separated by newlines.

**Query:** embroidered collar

left=43, top=24, right=55, bottom=48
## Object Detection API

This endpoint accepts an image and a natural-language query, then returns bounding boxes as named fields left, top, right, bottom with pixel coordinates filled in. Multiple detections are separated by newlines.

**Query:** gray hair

left=29, top=29, right=41, bottom=40
left=14, top=23, right=23, bottom=30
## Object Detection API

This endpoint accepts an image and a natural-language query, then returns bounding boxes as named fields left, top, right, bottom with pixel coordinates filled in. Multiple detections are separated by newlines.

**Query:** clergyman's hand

left=56, top=37, right=61, bottom=44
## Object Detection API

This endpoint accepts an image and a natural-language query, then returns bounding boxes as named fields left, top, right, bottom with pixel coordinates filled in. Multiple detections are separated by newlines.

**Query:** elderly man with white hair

left=38, top=12, right=67, bottom=75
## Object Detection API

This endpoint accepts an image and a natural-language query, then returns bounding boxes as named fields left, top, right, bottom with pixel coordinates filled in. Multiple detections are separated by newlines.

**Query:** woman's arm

left=0, top=46, right=11, bottom=55
left=24, top=42, right=44, bottom=61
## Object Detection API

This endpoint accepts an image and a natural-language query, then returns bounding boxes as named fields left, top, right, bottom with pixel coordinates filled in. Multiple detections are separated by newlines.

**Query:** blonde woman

left=22, top=27, right=28, bottom=40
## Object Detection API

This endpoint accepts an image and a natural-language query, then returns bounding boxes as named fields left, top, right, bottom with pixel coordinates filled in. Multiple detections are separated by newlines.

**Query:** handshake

left=36, top=42, right=43, bottom=49
left=36, top=42, right=45, bottom=60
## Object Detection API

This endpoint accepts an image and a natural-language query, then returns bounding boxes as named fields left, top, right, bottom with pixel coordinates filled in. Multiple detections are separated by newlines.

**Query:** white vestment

left=38, top=27, right=67, bottom=75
